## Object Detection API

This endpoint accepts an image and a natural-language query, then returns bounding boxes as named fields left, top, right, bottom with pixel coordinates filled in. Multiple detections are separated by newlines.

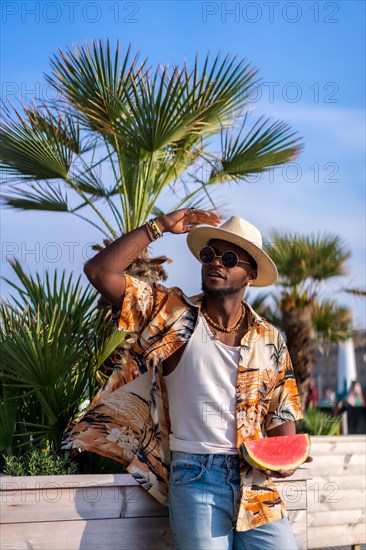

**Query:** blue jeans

left=169, top=451, right=298, bottom=550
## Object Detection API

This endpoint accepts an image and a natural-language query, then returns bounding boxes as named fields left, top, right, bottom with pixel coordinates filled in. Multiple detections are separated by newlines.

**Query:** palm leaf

left=113, top=65, right=192, bottom=152
left=46, top=40, right=142, bottom=136
left=181, top=53, right=258, bottom=132
left=26, top=104, right=82, bottom=154
left=311, top=300, right=352, bottom=342
left=211, top=115, right=302, bottom=182
left=112, top=52, right=258, bottom=154
left=0, top=102, right=77, bottom=181
left=300, top=405, right=341, bottom=436
left=73, top=170, right=116, bottom=198
left=2, top=260, right=96, bottom=321
left=96, top=329, right=127, bottom=369
left=343, top=288, right=366, bottom=297
left=2, top=182, right=69, bottom=211
left=267, top=232, right=350, bottom=287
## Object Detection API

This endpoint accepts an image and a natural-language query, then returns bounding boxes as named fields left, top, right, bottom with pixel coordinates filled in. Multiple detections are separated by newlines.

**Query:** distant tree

left=264, top=232, right=353, bottom=407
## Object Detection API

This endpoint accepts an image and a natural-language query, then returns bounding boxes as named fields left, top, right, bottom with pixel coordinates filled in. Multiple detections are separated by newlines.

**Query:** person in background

left=305, top=378, right=319, bottom=409
left=338, top=380, right=365, bottom=411
left=317, top=388, right=336, bottom=408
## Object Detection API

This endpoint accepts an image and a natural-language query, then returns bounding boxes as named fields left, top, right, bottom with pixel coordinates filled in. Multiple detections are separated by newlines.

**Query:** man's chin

left=201, top=280, right=239, bottom=298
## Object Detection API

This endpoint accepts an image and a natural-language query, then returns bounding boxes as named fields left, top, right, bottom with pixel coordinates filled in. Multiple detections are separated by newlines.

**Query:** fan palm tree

left=264, top=232, right=353, bottom=406
left=1, top=40, right=301, bottom=250
left=0, top=261, right=119, bottom=455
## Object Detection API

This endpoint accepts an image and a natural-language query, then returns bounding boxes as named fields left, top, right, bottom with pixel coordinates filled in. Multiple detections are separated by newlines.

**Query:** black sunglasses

left=199, top=246, right=252, bottom=269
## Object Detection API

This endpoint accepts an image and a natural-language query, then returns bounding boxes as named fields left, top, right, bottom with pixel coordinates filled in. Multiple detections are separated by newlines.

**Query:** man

left=63, top=208, right=307, bottom=549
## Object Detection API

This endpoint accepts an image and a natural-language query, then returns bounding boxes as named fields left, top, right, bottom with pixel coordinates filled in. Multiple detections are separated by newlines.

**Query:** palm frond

left=267, top=231, right=350, bottom=287
left=182, top=53, right=258, bottom=131
left=73, top=170, right=116, bottom=198
left=299, top=405, right=341, bottom=436
left=2, top=260, right=96, bottom=324
left=0, top=102, right=77, bottom=181
left=1, top=182, right=69, bottom=211
left=26, top=105, right=81, bottom=154
left=46, top=40, right=143, bottom=136
left=343, top=288, right=366, bottom=297
left=95, top=329, right=127, bottom=370
left=115, top=65, right=193, bottom=151
left=211, top=115, right=302, bottom=183
left=311, top=299, right=352, bottom=343
left=111, top=52, right=258, bottom=154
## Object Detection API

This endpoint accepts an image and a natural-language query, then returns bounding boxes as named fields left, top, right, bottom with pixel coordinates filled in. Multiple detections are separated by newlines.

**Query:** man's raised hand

left=157, top=208, right=221, bottom=235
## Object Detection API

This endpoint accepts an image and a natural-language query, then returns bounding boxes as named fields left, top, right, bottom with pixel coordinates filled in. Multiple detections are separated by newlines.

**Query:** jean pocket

left=170, top=460, right=205, bottom=486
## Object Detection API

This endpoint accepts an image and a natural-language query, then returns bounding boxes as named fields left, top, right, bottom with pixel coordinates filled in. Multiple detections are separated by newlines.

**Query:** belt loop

left=205, top=454, right=214, bottom=470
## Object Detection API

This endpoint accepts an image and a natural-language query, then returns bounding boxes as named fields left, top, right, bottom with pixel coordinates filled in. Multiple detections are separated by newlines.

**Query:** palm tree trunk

left=281, top=304, right=314, bottom=409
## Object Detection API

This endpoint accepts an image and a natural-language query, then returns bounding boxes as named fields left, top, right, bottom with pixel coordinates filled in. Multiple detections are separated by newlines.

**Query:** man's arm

left=83, top=208, right=221, bottom=309
left=267, top=421, right=296, bottom=437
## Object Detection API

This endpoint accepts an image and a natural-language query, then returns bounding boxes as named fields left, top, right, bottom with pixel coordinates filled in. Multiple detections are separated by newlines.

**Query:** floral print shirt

left=62, top=275, right=303, bottom=531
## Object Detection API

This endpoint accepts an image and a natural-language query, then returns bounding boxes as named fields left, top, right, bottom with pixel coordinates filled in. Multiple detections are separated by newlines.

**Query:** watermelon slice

left=241, top=434, right=311, bottom=471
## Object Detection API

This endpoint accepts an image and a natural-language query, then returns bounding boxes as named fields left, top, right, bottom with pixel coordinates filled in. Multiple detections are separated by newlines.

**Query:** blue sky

left=1, top=0, right=365, bottom=327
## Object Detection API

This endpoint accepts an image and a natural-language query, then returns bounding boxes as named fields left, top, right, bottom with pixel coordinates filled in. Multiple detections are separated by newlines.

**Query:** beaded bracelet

left=145, top=222, right=155, bottom=242
left=146, top=219, right=163, bottom=240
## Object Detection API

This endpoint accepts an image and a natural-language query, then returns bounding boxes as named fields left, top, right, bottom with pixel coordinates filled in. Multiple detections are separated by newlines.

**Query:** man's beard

left=201, top=279, right=246, bottom=298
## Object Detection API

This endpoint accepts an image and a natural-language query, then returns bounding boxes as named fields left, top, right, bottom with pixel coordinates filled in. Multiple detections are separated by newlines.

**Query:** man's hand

left=156, top=208, right=221, bottom=235
left=262, top=455, right=313, bottom=478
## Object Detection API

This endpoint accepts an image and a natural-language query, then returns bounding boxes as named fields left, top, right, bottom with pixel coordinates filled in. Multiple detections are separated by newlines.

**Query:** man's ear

left=248, top=270, right=257, bottom=284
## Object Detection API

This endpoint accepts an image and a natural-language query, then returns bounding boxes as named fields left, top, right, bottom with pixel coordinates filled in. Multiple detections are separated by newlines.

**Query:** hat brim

left=186, top=225, right=278, bottom=287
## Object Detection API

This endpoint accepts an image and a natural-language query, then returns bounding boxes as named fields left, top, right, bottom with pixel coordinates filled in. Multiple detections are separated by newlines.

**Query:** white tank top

left=163, top=314, right=240, bottom=454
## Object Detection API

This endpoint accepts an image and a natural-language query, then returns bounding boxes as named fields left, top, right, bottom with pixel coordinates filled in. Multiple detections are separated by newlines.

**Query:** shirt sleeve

left=117, top=274, right=167, bottom=334
left=264, top=335, right=303, bottom=432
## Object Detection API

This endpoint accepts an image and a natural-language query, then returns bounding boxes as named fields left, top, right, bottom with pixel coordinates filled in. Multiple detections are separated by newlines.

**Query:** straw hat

left=186, top=216, right=278, bottom=287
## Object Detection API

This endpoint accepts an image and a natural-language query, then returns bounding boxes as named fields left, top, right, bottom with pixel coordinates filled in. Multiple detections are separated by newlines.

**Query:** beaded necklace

left=201, top=303, right=245, bottom=335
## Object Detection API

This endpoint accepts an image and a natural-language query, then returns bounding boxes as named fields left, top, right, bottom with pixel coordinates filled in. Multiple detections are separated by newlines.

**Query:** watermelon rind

left=240, top=434, right=311, bottom=471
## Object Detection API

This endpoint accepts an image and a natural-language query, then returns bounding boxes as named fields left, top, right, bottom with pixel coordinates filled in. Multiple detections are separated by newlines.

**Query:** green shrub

left=2, top=448, right=78, bottom=476
left=298, top=405, right=341, bottom=436
left=0, top=261, right=121, bottom=460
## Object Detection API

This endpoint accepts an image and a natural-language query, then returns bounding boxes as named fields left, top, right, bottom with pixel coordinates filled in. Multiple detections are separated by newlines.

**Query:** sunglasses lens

left=222, top=251, right=238, bottom=268
left=199, top=246, right=215, bottom=264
